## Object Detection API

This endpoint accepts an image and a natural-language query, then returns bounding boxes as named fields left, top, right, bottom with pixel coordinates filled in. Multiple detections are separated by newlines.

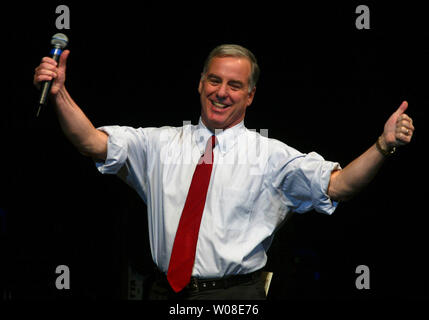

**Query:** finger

left=36, top=69, right=57, bottom=78
left=396, top=132, right=411, bottom=145
left=400, top=127, right=411, bottom=136
left=41, top=56, right=58, bottom=67
left=398, top=113, right=410, bottom=121
left=396, top=125, right=414, bottom=136
left=35, top=74, right=54, bottom=83
left=399, top=119, right=415, bottom=130
left=36, top=62, right=58, bottom=72
left=58, top=50, right=70, bottom=71
left=395, top=100, right=408, bottom=116
left=397, top=113, right=413, bottom=124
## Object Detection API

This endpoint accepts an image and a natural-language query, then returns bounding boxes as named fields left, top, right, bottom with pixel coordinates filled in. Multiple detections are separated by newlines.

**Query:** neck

left=201, top=118, right=244, bottom=133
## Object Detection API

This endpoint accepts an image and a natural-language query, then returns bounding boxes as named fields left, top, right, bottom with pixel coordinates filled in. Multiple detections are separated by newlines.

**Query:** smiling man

left=34, top=44, right=414, bottom=300
left=199, top=51, right=257, bottom=130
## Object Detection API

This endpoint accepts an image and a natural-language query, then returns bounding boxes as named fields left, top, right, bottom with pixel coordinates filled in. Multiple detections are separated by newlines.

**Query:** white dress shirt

left=95, top=118, right=341, bottom=279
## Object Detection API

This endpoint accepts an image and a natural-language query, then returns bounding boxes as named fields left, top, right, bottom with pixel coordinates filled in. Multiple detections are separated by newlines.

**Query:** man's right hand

left=33, top=50, right=70, bottom=95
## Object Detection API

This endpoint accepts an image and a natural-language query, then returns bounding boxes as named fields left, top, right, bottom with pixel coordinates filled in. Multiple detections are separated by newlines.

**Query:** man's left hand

left=381, top=101, right=415, bottom=149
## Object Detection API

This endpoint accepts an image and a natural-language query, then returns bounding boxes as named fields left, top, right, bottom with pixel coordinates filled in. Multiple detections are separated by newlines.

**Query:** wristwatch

left=375, top=136, right=396, bottom=157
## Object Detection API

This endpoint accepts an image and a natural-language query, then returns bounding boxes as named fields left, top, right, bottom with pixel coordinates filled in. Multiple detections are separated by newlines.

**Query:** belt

left=154, top=268, right=262, bottom=293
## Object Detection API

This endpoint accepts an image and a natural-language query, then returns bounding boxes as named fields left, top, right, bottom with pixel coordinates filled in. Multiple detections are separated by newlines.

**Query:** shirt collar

left=194, top=117, right=246, bottom=156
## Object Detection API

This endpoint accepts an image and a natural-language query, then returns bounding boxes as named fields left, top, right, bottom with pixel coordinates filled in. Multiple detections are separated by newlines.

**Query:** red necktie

left=167, top=135, right=216, bottom=292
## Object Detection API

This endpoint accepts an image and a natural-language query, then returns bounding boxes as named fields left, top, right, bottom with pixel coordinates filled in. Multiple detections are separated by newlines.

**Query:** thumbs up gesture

left=381, top=101, right=415, bottom=150
left=34, top=49, right=70, bottom=96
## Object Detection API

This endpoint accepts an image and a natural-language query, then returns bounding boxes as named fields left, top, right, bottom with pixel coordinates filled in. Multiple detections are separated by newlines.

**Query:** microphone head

left=51, top=33, right=69, bottom=49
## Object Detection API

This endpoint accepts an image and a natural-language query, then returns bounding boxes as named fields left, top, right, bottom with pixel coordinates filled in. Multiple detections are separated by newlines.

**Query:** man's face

left=198, top=56, right=256, bottom=130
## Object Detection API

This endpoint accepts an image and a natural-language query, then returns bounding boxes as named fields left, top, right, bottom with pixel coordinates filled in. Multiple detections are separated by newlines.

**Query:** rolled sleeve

left=307, top=153, right=341, bottom=214
left=278, top=151, right=341, bottom=215
left=93, top=125, right=155, bottom=204
left=95, top=126, right=128, bottom=175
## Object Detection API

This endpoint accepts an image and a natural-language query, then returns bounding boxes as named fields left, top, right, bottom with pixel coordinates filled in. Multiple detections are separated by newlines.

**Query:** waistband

left=154, top=268, right=263, bottom=293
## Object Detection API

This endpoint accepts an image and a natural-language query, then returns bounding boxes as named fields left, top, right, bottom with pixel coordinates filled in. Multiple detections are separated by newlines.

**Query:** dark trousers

left=148, top=271, right=267, bottom=300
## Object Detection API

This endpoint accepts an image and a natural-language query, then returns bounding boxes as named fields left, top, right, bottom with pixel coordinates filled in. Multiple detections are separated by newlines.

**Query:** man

left=33, top=44, right=414, bottom=300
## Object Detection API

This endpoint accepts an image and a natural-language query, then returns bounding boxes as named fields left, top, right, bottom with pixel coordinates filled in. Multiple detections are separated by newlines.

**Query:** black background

left=1, top=1, right=428, bottom=300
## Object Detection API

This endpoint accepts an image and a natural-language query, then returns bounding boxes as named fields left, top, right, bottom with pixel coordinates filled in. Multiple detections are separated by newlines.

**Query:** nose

left=216, top=83, right=228, bottom=101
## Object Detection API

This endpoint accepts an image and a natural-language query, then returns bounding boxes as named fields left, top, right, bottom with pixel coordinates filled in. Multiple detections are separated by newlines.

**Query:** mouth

left=210, top=99, right=231, bottom=110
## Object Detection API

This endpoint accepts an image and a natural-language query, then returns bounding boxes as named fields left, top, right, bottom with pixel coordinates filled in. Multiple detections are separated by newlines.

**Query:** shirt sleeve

left=270, top=142, right=341, bottom=215
left=94, top=125, right=150, bottom=202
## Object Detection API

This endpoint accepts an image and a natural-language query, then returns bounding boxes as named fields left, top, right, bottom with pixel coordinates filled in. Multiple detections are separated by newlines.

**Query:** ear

left=246, top=86, right=256, bottom=107
left=198, top=73, right=204, bottom=94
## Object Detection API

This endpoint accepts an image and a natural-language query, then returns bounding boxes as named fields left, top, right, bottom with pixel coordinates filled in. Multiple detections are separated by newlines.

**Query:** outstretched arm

left=34, top=50, right=108, bottom=160
left=328, top=101, right=414, bottom=202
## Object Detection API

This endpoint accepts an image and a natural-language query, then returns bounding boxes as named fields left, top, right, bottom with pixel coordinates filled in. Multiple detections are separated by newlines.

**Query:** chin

left=201, top=112, right=225, bottom=129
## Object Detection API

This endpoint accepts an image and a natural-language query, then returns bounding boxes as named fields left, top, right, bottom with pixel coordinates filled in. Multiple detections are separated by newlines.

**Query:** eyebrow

left=207, top=74, right=221, bottom=80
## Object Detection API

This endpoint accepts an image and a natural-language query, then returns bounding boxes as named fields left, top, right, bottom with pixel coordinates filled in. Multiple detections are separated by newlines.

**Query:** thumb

left=395, top=100, right=408, bottom=115
left=58, top=49, right=70, bottom=71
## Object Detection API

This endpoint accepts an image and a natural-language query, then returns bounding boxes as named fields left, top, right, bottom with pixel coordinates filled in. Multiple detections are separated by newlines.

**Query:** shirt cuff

left=311, top=157, right=342, bottom=215
left=94, top=126, right=128, bottom=174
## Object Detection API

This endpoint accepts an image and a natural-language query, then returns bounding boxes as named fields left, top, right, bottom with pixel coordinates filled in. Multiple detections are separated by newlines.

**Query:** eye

left=229, top=84, right=241, bottom=91
left=208, top=77, right=221, bottom=85
left=227, top=80, right=244, bottom=91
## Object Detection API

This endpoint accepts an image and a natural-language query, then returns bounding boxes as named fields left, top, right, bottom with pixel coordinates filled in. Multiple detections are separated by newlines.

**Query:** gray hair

left=201, top=44, right=260, bottom=93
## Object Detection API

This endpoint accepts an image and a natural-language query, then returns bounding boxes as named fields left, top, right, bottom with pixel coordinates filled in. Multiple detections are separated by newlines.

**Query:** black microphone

left=36, top=33, right=69, bottom=117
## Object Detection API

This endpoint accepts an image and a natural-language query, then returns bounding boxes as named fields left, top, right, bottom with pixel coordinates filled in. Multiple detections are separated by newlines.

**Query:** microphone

left=36, top=33, right=69, bottom=117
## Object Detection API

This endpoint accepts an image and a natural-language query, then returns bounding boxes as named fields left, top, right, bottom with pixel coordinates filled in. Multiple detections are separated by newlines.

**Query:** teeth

left=212, top=101, right=228, bottom=108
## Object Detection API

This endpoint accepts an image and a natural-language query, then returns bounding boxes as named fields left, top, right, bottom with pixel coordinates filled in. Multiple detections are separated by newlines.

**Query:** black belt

left=154, top=268, right=262, bottom=293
